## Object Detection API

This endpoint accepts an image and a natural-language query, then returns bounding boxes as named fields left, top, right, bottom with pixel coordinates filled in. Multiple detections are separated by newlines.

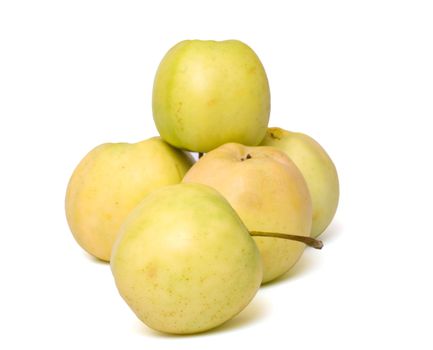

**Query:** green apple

left=152, top=40, right=270, bottom=153
left=183, top=143, right=312, bottom=283
left=260, top=127, right=339, bottom=238
left=65, top=137, right=194, bottom=261
left=111, top=183, right=262, bottom=334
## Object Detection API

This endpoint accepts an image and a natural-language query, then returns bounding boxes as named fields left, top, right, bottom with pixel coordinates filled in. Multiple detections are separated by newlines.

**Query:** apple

left=260, top=127, right=339, bottom=237
left=152, top=40, right=270, bottom=153
left=183, top=143, right=312, bottom=283
left=111, top=183, right=262, bottom=334
left=65, top=137, right=194, bottom=261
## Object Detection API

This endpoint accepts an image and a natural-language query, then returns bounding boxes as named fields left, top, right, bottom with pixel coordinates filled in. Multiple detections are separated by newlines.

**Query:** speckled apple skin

left=183, top=143, right=312, bottom=283
left=111, top=183, right=262, bottom=334
left=152, top=40, right=270, bottom=153
left=65, top=137, right=194, bottom=261
left=261, top=127, right=339, bottom=238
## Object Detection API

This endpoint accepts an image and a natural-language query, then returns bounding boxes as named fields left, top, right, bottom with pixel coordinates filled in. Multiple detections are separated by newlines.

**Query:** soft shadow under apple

left=82, top=252, right=109, bottom=265
left=261, top=221, right=342, bottom=287
left=136, top=294, right=269, bottom=338
left=260, top=251, right=317, bottom=287
left=320, top=221, right=342, bottom=243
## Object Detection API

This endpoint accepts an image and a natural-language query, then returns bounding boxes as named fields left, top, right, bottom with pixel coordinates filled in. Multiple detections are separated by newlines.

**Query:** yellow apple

left=260, top=127, right=339, bottom=237
left=111, top=183, right=262, bottom=334
left=183, top=143, right=312, bottom=283
left=152, top=39, right=270, bottom=152
left=65, top=137, right=194, bottom=261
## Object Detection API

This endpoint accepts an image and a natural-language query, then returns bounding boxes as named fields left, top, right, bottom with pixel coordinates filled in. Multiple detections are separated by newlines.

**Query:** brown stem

left=198, top=152, right=204, bottom=159
left=250, top=231, right=323, bottom=249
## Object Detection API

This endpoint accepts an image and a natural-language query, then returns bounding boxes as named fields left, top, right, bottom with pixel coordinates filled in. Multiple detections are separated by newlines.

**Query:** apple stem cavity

left=249, top=231, right=323, bottom=249
left=240, top=154, right=252, bottom=162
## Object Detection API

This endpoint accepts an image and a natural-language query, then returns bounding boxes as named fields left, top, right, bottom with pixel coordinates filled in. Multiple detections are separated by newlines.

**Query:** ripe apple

left=111, top=183, right=262, bottom=334
left=152, top=40, right=270, bottom=153
left=183, top=143, right=312, bottom=283
left=260, top=127, right=339, bottom=237
left=65, top=137, right=194, bottom=261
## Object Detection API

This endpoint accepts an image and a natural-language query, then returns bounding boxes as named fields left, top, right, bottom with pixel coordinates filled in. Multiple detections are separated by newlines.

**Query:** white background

left=1, top=1, right=432, bottom=349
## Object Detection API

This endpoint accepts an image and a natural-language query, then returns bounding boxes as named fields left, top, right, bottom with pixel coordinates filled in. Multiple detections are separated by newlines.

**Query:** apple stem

left=198, top=152, right=204, bottom=159
left=249, top=231, right=323, bottom=249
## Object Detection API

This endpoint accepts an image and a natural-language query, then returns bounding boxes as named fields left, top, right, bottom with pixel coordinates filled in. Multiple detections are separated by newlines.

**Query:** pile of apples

left=65, top=40, right=339, bottom=335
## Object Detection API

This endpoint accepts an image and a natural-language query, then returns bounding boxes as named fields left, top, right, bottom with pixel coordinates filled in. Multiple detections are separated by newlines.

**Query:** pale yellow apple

left=183, top=143, right=312, bottom=283
left=65, top=137, right=194, bottom=261
left=111, top=183, right=262, bottom=334
left=152, top=40, right=270, bottom=152
left=260, top=127, right=339, bottom=238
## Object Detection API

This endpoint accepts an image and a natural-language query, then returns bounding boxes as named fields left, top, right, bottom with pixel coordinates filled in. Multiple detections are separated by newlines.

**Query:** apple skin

left=152, top=40, right=270, bottom=153
left=65, top=137, right=194, bottom=261
left=111, top=183, right=262, bottom=334
left=183, top=143, right=312, bottom=283
left=260, top=127, right=339, bottom=238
